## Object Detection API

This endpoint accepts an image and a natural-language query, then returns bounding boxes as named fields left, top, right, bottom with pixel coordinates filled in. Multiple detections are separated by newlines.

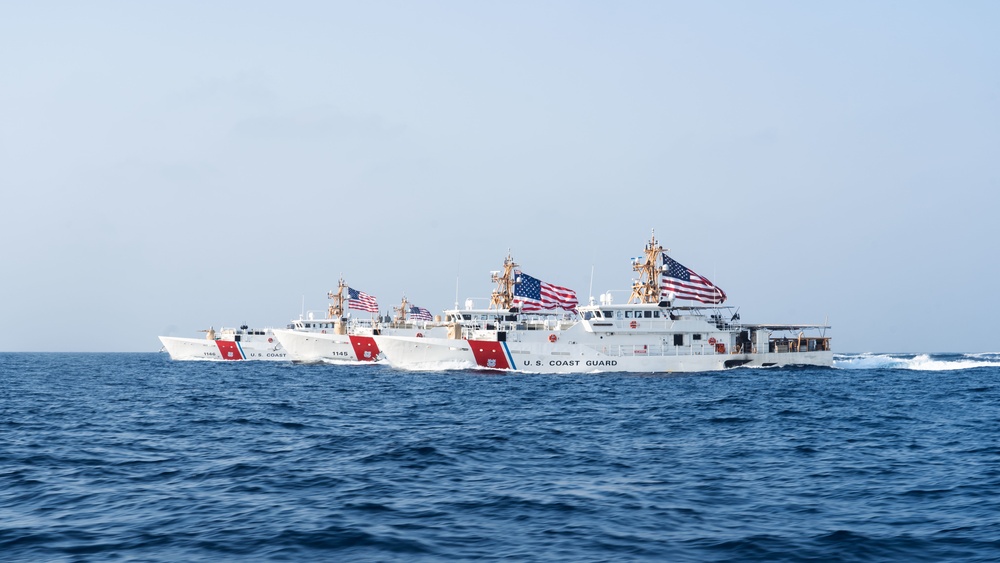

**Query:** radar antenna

left=327, top=277, right=346, bottom=319
left=490, top=252, right=519, bottom=310
left=628, top=230, right=668, bottom=304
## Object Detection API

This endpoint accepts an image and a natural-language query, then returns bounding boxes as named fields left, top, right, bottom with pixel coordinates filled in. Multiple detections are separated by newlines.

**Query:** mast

left=392, top=295, right=410, bottom=326
left=629, top=230, right=667, bottom=304
left=327, top=277, right=346, bottom=319
left=489, top=252, right=518, bottom=310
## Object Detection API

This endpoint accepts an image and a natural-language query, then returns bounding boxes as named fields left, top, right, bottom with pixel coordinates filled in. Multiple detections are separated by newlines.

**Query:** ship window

left=653, top=311, right=661, bottom=318
left=624, top=311, right=633, bottom=318
left=674, top=334, right=684, bottom=346
left=634, top=311, right=643, bottom=318
left=693, top=334, right=702, bottom=340
left=616, top=311, right=623, bottom=319
left=643, top=311, right=652, bottom=318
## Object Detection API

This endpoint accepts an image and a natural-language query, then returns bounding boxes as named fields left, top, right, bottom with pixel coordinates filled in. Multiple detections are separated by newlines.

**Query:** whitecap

left=834, top=353, right=1000, bottom=371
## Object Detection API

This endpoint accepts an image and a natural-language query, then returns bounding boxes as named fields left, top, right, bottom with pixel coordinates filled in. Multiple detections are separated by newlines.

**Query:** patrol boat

left=375, top=233, right=831, bottom=373
left=372, top=252, right=581, bottom=371
left=272, top=279, right=446, bottom=364
left=158, top=325, right=289, bottom=361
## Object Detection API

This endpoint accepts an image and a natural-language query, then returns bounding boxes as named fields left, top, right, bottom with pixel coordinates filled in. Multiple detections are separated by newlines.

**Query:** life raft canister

left=716, top=343, right=726, bottom=354
left=548, top=333, right=558, bottom=343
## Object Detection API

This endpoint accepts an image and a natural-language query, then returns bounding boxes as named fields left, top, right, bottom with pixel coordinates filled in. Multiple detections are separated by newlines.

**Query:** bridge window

left=693, top=334, right=702, bottom=341
left=624, top=311, right=633, bottom=318
left=643, top=311, right=652, bottom=318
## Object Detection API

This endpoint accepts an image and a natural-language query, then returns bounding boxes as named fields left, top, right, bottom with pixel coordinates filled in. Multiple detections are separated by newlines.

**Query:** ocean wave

left=386, top=360, right=478, bottom=372
left=965, top=352, right=1000, bottom=361
left=834, top=353, right=1000, bottom=371
left=6, top=353, right=1000, bottom=562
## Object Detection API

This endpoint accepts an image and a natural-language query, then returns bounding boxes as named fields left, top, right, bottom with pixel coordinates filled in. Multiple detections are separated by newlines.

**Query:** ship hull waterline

left=158, top=335, right=289, bottom=362
left=374, top=335, right=832, bottom=374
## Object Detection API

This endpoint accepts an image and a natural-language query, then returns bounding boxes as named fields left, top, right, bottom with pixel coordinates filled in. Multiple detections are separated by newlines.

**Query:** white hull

left=272, top=329, right=378, bottom=364
left=158, top=334, right=288, bottom=361
left=375, top=334, right=832, bottom=373
left=369, top=234, right=832, bottom=374
left=274, top=325, right=448, bottom=364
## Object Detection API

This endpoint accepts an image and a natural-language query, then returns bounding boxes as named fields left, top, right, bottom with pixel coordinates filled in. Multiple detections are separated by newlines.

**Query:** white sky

left=1, top=2, right=997, bottom=353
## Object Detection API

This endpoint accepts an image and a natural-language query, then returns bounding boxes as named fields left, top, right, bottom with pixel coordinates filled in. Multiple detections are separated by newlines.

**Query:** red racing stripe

left=349, top=335, right=381, bottom=362
left=468, top=340, right=510, bottom=370
left=215, top=340, right=244, bottom=360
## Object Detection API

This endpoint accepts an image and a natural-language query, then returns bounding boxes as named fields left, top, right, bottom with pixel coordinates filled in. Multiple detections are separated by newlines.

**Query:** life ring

left=321, top=330, right=326, bottom=334
left=267, top=337, right=273, bottom=343
left=708, top=337, right=717, bottom=345
left=416, top=333, right=423, bottom=338
left=629, top=320, right=638, bottom=329
left=548, top=333, right=558, bottom=343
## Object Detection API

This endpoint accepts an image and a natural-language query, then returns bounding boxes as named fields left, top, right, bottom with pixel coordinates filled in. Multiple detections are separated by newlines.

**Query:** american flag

left=408, top=305, right=433, bottom=321
left=660, top=253, right=726, bottom=304
left=347, top=287, right=379, bottom=313
left=513, top=271, right=578, bottom=312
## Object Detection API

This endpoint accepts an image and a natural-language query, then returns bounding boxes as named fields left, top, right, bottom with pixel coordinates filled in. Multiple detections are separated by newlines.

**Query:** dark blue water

left=2, top=353, right=1000, bottom=562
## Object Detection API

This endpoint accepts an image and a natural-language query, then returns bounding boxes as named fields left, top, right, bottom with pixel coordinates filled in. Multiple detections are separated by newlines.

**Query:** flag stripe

left=513, top=271, right=578, bottom=312
left=409, top=305, right=433, bottom=321
left=660, top=254, right=726, bottom=304
left=347, top=287, right=379, bottom=313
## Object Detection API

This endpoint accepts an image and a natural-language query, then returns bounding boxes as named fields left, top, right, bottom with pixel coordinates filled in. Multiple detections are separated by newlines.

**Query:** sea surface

left=2, top=353, right=1000, bottom=562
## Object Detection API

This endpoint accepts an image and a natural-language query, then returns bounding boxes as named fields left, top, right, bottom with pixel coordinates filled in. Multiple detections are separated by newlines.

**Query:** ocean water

left=2, top=353, right=1000, bottom=562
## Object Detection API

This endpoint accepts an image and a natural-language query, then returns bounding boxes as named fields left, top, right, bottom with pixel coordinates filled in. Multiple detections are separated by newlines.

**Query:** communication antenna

left=588, top=264, right=595, bottom=305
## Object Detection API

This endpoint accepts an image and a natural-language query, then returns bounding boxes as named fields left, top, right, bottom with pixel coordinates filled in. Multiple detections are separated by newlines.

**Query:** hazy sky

left=2, top=2, right=997, bottom=353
